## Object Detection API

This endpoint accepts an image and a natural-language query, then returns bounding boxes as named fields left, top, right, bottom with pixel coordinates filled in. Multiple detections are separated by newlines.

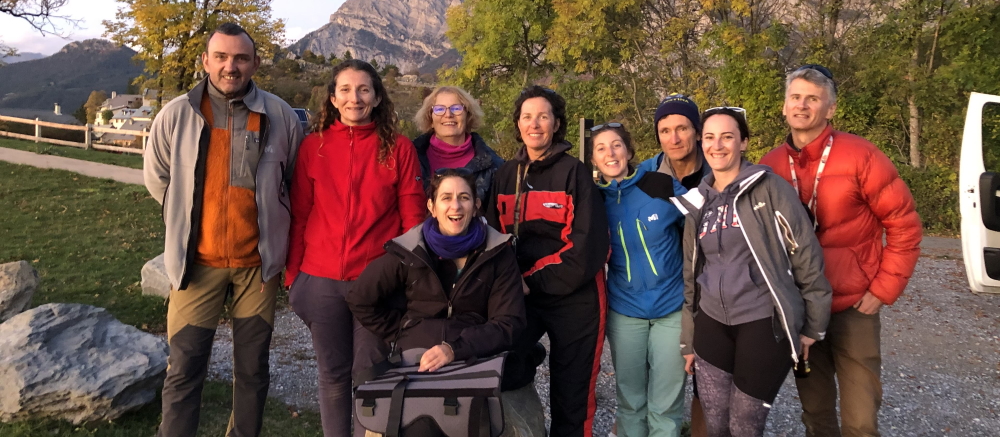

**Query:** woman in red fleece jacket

left=285, top=59, right=425, bottom=437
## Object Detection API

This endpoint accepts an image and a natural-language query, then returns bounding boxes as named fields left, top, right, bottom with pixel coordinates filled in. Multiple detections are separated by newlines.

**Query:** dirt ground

left=208, top=236, right=1000, bottom=436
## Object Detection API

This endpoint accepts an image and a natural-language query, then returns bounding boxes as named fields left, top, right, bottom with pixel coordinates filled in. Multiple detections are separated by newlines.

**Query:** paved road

left=0, top=147, right=144, bottom=185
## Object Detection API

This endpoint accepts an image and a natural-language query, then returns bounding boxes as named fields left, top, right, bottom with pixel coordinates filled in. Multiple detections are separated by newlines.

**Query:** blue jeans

left=607, top=309, right=686, bottom=437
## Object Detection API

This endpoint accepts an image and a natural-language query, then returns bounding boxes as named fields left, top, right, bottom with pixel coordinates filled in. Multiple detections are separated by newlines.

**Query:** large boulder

left=500, top=383, right=547, bottom=437
left=0, top=261, right=39, bottom=322
left=141, top=254, right=170, bottom=299
left=0, top=303, right=169, bottom=424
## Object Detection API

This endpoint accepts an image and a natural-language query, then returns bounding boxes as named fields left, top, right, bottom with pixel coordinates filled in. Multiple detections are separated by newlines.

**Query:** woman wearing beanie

left=639, top=94, right=711, bottom=190
left=348, top=168, right=527, bottom=436
left=412, top=86, right=504, bottom=206
left=285, top=59, right=426, bottom=437
left=486, top=85, right=610, bottom=437
left=590, top=122, right=689, bottom=437
left=671, top=107, right=831, bottom=437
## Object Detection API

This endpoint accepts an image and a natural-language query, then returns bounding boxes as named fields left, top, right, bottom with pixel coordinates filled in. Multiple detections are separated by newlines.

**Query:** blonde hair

left=413, top=86, right=485, bottom=134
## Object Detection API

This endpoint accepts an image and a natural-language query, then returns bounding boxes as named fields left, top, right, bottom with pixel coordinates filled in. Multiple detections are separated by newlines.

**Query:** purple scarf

left=422, top=217, right=486, bottom=259
left=427, top=134, right=474, bottom=172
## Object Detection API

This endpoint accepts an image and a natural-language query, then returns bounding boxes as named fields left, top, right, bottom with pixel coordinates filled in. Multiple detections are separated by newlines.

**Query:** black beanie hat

left=654, top=94, right=701, bottom=136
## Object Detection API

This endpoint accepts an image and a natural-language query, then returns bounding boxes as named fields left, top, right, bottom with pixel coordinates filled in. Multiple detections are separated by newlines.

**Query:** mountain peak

left=290, top=0, right=458, bottom=72
left=58, top=39, right=121, bottom=55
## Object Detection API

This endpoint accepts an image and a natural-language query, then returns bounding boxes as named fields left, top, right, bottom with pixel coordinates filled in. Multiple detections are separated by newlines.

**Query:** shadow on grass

left=0, top=381, right=323, bottom=437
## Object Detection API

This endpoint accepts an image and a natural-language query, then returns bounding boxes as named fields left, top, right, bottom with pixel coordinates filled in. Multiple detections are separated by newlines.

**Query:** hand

left=521, top=278, right=530, bottom=295
left=418, top=343, right=455, bottom=372
left=683, top=354, right=695, bottom=375
left=853, top=291, right=883, bottom=315
left=799, top=335, right=816, bottom=361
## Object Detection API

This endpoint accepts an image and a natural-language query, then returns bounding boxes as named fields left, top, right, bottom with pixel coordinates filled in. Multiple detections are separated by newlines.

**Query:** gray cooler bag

left=355, top=350, right=507, bottom=437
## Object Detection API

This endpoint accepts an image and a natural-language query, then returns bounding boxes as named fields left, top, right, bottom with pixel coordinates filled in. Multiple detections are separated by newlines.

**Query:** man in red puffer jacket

left=760, top=64, right=922, bottom=437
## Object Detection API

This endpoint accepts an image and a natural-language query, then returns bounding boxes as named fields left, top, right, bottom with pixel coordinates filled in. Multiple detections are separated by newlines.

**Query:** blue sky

left=0, top=0, right=347, bottom=55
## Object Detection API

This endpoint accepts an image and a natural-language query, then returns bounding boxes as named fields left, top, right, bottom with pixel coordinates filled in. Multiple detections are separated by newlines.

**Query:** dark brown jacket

left=347, top=222, right=526, bottom=361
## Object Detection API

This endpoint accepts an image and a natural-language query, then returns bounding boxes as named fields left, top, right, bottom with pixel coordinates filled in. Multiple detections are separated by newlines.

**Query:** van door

left=959, top=92, right=1000, bottom=293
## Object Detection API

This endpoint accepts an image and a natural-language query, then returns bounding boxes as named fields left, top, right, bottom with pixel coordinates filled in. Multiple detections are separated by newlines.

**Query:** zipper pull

left=447, top=301, right=452, bottom=318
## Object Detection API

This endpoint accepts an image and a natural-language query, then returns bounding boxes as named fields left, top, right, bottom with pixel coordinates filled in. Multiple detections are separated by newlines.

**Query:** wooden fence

left=0, top=115, right=147, bottom=155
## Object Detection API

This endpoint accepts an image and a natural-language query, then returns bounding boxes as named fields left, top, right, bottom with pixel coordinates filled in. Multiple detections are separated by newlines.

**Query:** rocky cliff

left=288, top=0, right=458, bottom=72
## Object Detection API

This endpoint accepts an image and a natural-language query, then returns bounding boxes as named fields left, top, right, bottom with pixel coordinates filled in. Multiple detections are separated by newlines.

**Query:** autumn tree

left=103, top=0, right=285, bottom=100
left=83, top=90, right=108, bottom=124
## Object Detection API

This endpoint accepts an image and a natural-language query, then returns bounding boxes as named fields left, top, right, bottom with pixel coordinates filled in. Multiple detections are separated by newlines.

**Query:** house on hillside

left=109, top=106, right=153, bottom=128
left=99, top=119, right=151, bottom=147
left=96, top=91, right=142, bottom=125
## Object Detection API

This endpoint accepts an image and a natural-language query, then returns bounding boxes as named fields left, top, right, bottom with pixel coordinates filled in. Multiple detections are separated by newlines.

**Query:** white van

left=959, top=92, right=1000, bottom=293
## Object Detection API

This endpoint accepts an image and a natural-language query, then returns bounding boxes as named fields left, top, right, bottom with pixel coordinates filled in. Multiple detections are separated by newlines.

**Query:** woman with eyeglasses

left=588, top=122, right=688, bottom=437
left=412, top=86, right=504, bottom=205
left=485, top=85, right=610, bottom=437
left=347, top=168, right=526, bottom=436
left=670, top=107, right=831, bottom=437
left=285, top=59, right=426, bottom=437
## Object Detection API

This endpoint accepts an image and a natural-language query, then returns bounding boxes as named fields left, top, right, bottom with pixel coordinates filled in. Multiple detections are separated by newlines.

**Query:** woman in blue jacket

left=591, top=123, right=688, bottom=437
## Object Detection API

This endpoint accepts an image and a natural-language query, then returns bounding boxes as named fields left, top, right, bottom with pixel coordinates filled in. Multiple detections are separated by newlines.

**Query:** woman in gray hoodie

left=670, top=107, right=832, bottom=437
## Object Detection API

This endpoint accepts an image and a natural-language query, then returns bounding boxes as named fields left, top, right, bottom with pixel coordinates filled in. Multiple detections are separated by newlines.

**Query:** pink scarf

left=427, top=134, right=474, bottom=172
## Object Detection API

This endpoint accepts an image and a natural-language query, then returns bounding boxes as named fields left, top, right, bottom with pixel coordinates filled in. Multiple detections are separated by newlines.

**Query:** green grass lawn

left=0, top=162, right=319, bottom=435
left=0, top=137, right=145, bottom=169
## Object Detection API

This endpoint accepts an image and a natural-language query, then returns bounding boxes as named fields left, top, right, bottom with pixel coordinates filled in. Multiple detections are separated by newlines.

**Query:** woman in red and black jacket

left=486, top=86, right=610, bottom=437
left=285, top=59, right=425, bottom=437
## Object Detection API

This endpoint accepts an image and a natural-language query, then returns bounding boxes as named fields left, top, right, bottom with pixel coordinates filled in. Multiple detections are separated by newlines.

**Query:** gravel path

left=205, top=237, right=1000, bottom=436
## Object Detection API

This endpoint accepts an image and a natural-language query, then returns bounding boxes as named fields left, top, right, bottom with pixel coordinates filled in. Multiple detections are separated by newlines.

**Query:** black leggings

left=693, top=313, right=793, bottom=437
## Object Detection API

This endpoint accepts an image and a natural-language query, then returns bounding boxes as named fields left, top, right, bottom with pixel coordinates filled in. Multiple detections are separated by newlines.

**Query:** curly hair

left=312, top=60, right=399, bottom=163
left=414, top=86, right=485, bottom=134
left=512, top=85, right=567, bottom=145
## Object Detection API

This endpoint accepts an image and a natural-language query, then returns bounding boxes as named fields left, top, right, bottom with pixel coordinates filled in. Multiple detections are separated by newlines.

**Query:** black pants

left=693, top=313, right=793, bottom=437
left=503, top=273, right=607, bottom=437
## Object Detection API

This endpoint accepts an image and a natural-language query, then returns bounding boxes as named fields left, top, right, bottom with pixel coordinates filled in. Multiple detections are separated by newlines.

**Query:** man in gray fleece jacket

left=143, top=23, right=303, bottom=437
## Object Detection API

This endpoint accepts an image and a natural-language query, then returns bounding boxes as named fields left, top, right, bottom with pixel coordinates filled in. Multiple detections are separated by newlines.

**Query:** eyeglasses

left=431, top=104, right=465, bottom=116
left=433, top=167, right=474, bottom=179
left=590, top=122, right=623, bottom=132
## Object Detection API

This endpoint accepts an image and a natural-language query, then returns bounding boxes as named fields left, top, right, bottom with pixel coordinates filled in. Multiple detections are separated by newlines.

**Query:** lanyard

left=788, top=136, right=833, bottom=230
left=513, top=162, right=526, bottom=238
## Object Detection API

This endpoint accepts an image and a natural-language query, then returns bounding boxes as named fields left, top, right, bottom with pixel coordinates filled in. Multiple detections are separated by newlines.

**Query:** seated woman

left=348, top=168, right=527, bottom=376
left=671, top=107, right=831, bottom=437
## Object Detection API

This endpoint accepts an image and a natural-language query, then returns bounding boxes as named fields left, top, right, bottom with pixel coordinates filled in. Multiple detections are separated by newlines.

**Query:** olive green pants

left=157, top=264, right=278, bottom=437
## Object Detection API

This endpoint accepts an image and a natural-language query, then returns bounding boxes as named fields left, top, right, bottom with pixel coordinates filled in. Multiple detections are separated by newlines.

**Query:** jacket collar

left=597, top=165, right=644, bottom=193
left=329, top=119, right=377, bottom=134
left=186, top=77, right=265, bottom=114
left=413, top=132, right=497, bottom=173
left=514, top=141, right=572, bottom=167
left=783, top=124, right=834, bottom=161
left=387, top=220, right=512, bottom=264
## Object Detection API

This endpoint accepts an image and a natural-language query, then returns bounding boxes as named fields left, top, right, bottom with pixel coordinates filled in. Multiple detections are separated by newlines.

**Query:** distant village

left=88, top=89, right=157, bottom=146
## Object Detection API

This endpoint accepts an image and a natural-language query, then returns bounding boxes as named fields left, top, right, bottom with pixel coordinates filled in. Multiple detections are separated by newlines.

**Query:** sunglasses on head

left=520, top=87, right=557, bottom=96
left=705, top=106, right=747, bottom=120
left=433, top=167, right=474, bottom=179
left=590, top=122, right=623, bottom=132
left=795, top=64, right=834, bottom=80
left=431, top=104, right=465, bottom=116
left=794, top=64, right=838, bottom=93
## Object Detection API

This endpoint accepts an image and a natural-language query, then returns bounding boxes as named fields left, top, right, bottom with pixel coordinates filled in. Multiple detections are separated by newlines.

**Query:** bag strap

left=375, top=370, right=501, bottom=384
left=385, top=375, right=409, bottom=437
left=467, top=396, right=490, bottom=437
